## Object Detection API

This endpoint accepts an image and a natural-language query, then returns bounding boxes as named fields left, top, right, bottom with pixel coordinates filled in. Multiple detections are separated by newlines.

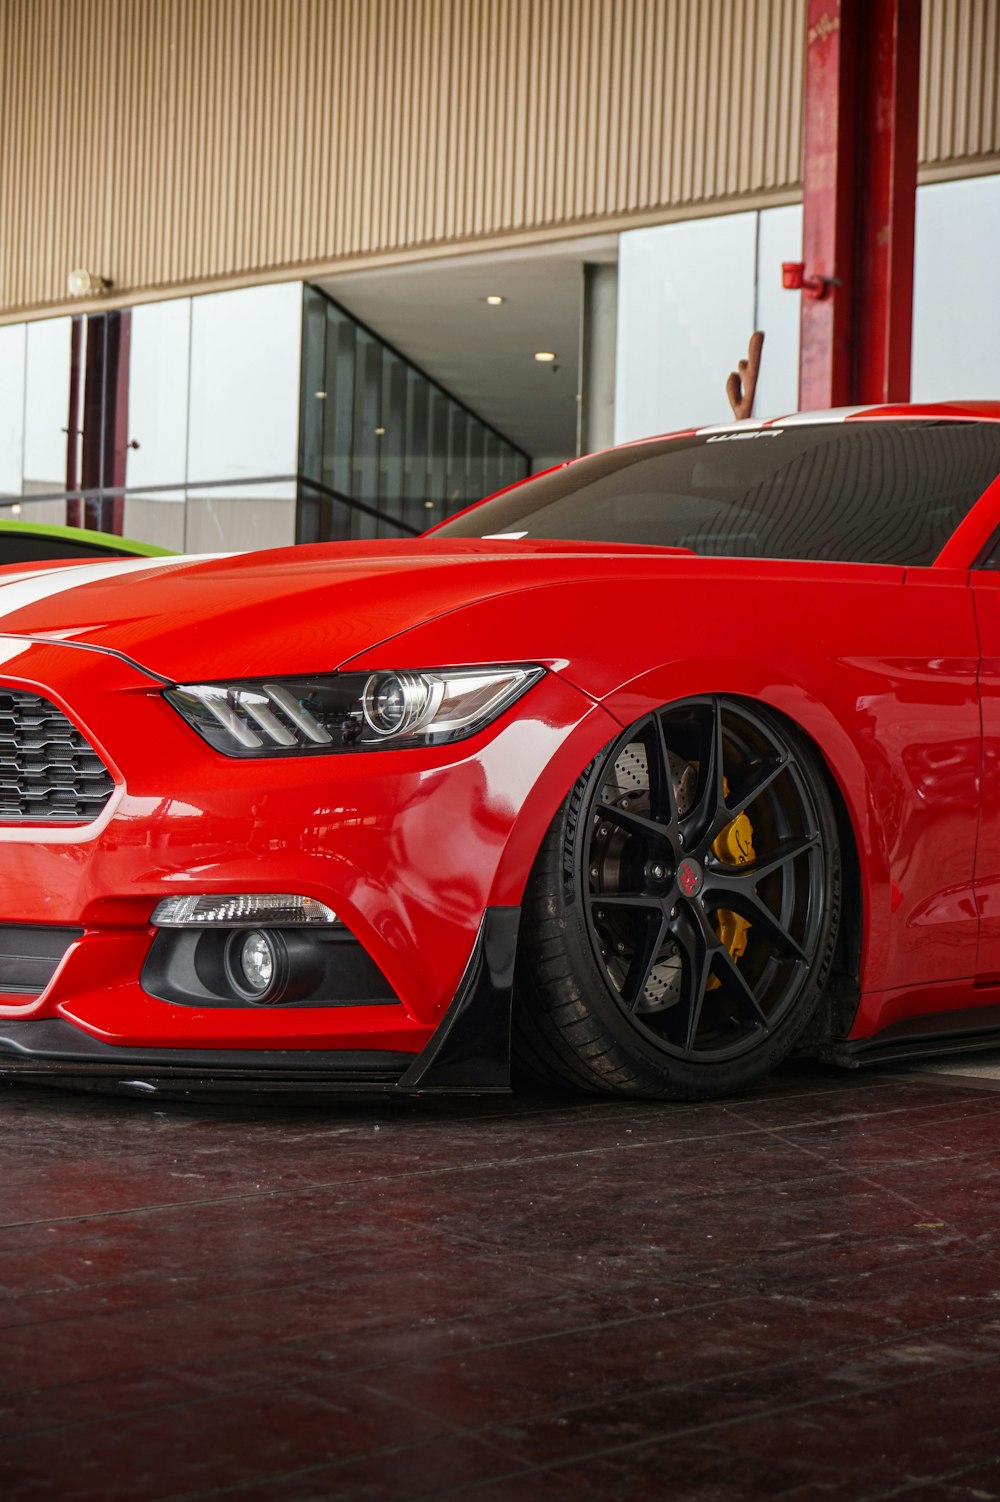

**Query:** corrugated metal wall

left=920, top=0, right=1000, bottom=168
left=1, top=0, right=997, bottom=319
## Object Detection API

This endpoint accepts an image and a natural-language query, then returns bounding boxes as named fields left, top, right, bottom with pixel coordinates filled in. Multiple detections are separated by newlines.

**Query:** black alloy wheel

left=514, top=696, right=841, bottom=1098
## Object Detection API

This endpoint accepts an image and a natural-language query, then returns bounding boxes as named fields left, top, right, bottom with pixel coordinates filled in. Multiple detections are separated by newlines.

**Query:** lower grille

left=0, top=690, right=114, bottom=821
left=0, top=924, right=82, bottom=995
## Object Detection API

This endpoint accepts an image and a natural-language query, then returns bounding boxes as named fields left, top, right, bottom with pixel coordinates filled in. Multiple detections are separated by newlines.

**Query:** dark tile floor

left=3, top=1064, right=1000, bottom=1501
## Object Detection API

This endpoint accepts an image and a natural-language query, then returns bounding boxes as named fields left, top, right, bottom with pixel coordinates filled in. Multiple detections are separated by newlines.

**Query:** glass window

left=126, top=299, right=191, bottom=493
left=753, top=204, right=803, bottom=420
left=447, top=403, right=469, bottom=513
left=0, top=324, right=26, bottom=498
left=325, top=307, right=356, bottom=498
left=23, top=317, right=73, bottom=494
left=465, top=420, right=485, bottom=510
left=481, top=428, right=502, bottom=500
left=427, top=386, right=449, bottom=515
left=299, top=286, right=328, bottom=485
left=436, top=421, right=1000, bottom=568
left=297, top=285, right=528, bottom=540
left=403, top=368, right=429, bottom=531
left=379, top=349, right=406, bottom=535
left=913, top=174, right=1000, bottom=401
left=188, top=283, right=302, bottom=499
left=351, top=330, right=382, bottom=536
left=615, top=212, right=758, bottom=442
left=497, top=442, right=522, bottom=492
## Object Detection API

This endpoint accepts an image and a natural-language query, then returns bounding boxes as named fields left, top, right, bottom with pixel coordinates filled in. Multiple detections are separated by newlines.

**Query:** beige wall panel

left=920, top=0, right=1000, bottom=168
left=1, top=0, right=997, bottom=319
left=183, top=495, right=296, bottom=553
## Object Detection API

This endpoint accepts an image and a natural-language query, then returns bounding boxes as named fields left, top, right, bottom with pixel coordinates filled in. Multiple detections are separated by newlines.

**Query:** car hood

left=0, top=538, right=703, bottom=682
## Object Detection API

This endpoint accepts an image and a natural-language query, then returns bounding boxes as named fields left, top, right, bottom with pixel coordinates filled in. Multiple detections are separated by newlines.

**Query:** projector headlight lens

left=164, top=666, right=543, bottom=757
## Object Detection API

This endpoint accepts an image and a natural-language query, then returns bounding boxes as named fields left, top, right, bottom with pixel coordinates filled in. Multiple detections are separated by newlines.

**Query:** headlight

left=164, top=665, right=544, bottom=757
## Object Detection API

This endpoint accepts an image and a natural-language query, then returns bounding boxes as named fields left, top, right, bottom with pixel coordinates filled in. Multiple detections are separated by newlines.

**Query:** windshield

left=434, top=421, right=1000, bottom=566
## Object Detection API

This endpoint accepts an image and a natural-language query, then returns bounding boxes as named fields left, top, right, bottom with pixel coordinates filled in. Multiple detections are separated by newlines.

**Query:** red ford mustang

left=1, top=401, right=999, bottom=1099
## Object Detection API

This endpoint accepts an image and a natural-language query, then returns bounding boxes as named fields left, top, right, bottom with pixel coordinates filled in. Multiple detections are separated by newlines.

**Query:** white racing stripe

left=762, top=406, right=875, bottom=425
left=695, top=407, right=877, bottom=436
left=0, top=553, right=235, bottom=625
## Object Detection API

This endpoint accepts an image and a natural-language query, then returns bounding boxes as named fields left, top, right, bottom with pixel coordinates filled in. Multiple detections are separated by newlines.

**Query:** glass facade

left=0, top=282, right=527, bottom=551
left=614, top=174, right=1000, bottom=443
left=298, top=285, right=529, bottom=542
left=615, top=205, right=803, bottom=441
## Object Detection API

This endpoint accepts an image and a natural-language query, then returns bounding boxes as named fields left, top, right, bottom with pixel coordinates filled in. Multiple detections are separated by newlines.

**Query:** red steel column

left=799, top=0, right=921, bottom=411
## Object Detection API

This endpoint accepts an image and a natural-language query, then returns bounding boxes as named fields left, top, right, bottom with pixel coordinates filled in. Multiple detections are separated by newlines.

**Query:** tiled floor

left=3, top=1063, right=1000, bottom=1500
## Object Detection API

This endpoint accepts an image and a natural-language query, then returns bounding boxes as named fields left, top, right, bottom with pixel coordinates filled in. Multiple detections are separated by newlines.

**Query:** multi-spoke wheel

left=513, top=696, right=841, bottom=1098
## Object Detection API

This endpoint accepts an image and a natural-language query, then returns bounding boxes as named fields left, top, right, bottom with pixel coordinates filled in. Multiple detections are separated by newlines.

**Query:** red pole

left=799, top=0, right=921, bottom=411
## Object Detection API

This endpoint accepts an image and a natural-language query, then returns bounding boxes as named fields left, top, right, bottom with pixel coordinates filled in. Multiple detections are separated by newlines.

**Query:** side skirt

left=824, top=1002, right=1000, bottom=1068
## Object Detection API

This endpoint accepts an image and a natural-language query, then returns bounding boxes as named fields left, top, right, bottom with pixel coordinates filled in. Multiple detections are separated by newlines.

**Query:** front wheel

left=513, top=695, right=841, bottom=1098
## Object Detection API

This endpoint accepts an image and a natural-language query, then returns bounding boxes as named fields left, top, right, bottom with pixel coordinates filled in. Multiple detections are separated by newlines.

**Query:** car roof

left=693, top=401, right=1000, bottom=438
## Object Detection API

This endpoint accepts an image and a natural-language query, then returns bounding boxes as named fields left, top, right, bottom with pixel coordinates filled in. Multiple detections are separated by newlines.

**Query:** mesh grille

left=0, top=690, right=114, bottom=821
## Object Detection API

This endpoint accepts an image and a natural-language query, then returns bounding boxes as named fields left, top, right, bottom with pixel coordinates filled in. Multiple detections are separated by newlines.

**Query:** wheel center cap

left=677, top=857, right=704, bottom=898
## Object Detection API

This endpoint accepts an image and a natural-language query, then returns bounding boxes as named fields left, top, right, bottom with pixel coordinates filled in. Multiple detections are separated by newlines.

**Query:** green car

left=0, top=521, right=173, bottom=567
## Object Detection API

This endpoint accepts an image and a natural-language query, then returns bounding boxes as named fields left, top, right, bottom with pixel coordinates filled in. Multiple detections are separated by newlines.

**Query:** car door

left=966, top=479, right=1000, bottom=982
left=935, top=464, right=1000, bottom=984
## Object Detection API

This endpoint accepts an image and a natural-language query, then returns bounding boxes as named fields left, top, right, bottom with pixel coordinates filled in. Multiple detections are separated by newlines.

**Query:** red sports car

left=1, top=401, right=999, bottom=1099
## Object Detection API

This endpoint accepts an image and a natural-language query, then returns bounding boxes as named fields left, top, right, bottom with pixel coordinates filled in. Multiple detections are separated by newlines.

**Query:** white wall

left=615, top=205, right=803, bottom=442
left=912, top=173, right=1000, bottom=402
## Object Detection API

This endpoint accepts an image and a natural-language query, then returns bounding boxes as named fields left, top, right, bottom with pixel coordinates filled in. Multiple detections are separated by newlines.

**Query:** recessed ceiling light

left=374, top=426, right=386, bottom=436
left=534, top=351, right=557, bottom=363
left=484, top=294, right=505, bottom=305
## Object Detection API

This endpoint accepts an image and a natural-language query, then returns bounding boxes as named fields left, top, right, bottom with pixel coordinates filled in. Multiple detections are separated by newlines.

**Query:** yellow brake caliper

left=707, top=779, right=754, bottom=986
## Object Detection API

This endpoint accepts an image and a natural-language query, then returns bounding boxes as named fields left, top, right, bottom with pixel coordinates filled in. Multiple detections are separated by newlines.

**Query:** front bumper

left=0, top=638, right=618, bottom=1088
left=0, top=908, right=519, bottom=1096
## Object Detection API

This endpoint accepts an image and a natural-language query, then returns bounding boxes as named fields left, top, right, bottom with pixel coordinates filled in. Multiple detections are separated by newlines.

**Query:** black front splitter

left=0, top=908, right=519, bottom=1099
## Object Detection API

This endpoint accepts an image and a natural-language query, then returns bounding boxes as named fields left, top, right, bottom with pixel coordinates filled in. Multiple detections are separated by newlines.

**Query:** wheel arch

left=741, top=696, right=865, bottom=1042
left=592, top=665, right=889, bottom=1005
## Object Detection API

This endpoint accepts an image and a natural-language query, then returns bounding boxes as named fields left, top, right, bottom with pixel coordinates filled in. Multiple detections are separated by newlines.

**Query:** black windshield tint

left=435, top=421, right=1000, bottom=566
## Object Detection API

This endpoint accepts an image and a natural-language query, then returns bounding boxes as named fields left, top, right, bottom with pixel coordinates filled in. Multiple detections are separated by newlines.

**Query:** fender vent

left=0, top=691, right=114, bottom=822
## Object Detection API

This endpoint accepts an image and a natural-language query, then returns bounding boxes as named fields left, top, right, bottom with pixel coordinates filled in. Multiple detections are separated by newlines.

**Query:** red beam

left=799, top=0, right=921, bottom=410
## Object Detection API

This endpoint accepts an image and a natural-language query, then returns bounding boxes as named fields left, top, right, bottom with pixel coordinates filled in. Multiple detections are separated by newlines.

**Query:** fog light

left=224, top=927, right=289, bottom=1003
left=239, top=931, right=275, bottom=994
